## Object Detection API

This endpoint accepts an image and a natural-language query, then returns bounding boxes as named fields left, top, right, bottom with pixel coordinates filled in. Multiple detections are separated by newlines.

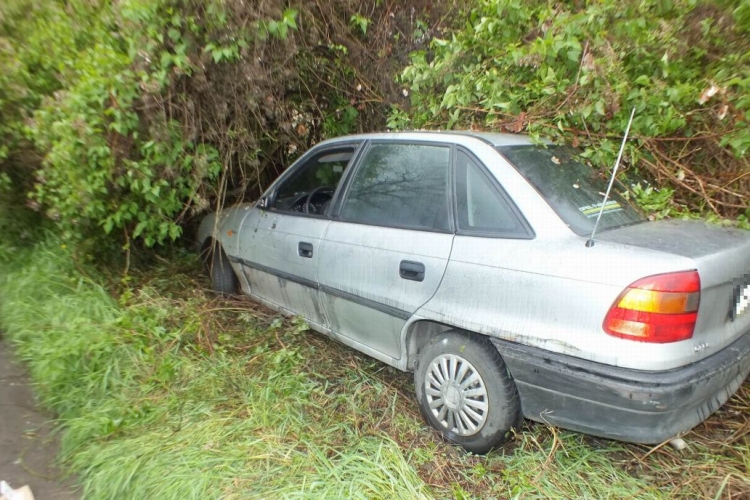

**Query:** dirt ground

left=0, top=340, right=78, bottom=499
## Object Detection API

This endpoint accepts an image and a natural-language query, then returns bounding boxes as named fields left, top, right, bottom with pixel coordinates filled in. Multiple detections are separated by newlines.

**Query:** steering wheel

left=303, top=186, right=334, bottom=214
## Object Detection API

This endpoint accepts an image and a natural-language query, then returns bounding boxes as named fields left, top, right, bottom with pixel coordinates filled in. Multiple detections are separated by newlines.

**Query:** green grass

left=2, top=222, right=750, bottom=498
left=0, top=235, right=434, bottom=499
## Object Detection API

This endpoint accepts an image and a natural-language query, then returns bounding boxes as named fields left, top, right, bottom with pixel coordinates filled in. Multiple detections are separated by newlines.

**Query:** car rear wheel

left=414, top=331, right=521, bottom=454
left=206, top=244, right=238, bottom=295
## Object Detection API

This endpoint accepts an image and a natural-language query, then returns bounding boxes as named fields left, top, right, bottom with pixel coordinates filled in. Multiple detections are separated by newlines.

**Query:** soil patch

left=0, top=339, right=78, bottom=499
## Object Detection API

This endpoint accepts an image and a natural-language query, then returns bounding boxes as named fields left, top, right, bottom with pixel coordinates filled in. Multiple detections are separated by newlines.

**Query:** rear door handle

left=298, top=242, right=314, bottom=258
left=400, top=260, right=425, bottom=282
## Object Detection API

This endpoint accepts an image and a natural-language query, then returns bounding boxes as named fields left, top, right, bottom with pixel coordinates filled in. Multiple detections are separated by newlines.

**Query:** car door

left=418, top=148, right=537, bottom=340
left=317, top=141, right=455, bottom=360
left=237, top=143, right=360, bottom=328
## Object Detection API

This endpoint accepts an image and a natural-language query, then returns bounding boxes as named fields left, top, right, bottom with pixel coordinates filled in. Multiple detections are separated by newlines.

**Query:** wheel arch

left=199, top=237, right=221, bottom=266
left=404, top=319, right=481, bottom=371
left=404, top=319, right=520, bottom=375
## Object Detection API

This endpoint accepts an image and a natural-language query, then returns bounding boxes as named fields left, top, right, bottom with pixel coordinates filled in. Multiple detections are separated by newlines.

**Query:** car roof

left=317, top=131, right=542, bottom=148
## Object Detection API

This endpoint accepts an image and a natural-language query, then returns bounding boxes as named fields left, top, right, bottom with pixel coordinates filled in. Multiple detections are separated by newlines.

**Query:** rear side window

left=498, top=145, right=644, bottom=235
left=340, top=143, right=451, bottom=231
left=455, top=151, right=526, bottom=236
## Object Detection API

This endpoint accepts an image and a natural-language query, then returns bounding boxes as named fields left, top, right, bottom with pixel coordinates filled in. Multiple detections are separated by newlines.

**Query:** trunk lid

left=598, top=220, right=750, bottom=360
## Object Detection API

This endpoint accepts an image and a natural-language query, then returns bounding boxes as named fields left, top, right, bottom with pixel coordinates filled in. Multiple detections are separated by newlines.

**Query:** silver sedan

left=199, top=132, right=750, bottom=453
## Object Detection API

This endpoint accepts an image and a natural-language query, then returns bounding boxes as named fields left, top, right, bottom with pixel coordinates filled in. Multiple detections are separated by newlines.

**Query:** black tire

left=414, top=331, right=521, bottom=454
left=207, top=244, right=238, bottom=295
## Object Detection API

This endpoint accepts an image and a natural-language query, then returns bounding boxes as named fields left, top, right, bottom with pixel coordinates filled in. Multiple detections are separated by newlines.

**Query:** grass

left=2, top=224, right=750, bottom=498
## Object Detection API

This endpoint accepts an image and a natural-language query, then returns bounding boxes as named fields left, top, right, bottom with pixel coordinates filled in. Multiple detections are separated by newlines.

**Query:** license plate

left=734, top=282, right=750, bottom=320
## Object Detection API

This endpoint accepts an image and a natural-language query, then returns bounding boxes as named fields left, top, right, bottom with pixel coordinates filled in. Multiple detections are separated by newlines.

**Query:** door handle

left=399, top=260, right=425, bottom=282
left=298, top=242, right=314, bottom=258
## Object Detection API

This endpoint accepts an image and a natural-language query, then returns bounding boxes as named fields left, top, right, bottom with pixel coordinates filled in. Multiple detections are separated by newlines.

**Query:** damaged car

left=198, top=132, right=750, bottom=454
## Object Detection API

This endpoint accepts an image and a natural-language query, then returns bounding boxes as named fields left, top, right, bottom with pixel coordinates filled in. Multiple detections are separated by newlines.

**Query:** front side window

left=271, top=147, right=355, bottom=215
left=498, top=145, right=645, bottom=235
left=340, top=143, right=451, bottom=231
left=455, top=151, right=525, bottom=236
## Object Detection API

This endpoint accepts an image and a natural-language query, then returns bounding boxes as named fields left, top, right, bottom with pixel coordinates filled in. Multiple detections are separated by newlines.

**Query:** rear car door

left=318, top=141, right=455, bottom=360
left=237, top=144, right=360, bottom=328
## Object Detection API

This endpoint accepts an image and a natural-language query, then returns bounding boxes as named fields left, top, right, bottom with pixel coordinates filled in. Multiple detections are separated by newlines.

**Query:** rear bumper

left=492, top=330, right=750, bottom=444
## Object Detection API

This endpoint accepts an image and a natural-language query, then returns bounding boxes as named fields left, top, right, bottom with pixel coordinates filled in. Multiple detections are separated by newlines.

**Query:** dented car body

left=199, top=132, right=750, bottom=452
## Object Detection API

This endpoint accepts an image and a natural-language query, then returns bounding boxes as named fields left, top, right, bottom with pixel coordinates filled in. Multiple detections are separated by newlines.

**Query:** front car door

left=317, top=141, right=455, bottom=362
left=236, top=143, right=361, bottom=328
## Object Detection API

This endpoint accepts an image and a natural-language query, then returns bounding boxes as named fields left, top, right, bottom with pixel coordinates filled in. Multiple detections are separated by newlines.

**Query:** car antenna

left=585, top=107, right=636, bottom=248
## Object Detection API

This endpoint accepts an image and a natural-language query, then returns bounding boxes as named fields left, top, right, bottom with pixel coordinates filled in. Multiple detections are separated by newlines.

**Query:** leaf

left=168, top=224, right=182, bottom=240
left=283, top=9, right=298, bottom=29
left=133, top=221, right=148, bottom=238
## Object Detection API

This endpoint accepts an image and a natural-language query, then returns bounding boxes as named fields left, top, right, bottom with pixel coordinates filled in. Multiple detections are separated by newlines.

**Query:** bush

left=393, top=0, right=750, bottom=219
left=0, top=0, right=450, bottom=250
left=19, top=0, right=225, bottom=247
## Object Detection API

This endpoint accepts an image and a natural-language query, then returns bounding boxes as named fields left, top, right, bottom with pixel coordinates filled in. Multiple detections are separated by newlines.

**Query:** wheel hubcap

left=424, top=353, right=488, bottom=437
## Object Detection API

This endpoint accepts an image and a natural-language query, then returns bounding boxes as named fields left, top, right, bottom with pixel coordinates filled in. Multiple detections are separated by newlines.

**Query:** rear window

left=497, top=145, right=644, bottom=235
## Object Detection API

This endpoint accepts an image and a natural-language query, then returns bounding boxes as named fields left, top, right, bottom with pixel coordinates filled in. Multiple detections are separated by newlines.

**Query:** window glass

left=497, top=145, right=645, bottom=235
left=340, top=143, right=451, bottom=231
left=272, top=148, right=354, bottom=214
left=456, top=151, right=523, bottom=234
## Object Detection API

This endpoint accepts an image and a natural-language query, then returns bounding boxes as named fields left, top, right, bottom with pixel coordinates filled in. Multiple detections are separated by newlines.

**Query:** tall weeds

left=0, top=227, right=431, bottom=498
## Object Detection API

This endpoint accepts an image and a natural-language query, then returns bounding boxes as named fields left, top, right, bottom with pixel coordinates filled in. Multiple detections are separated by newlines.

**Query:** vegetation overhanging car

left=198, top=131, right=750, bottom=454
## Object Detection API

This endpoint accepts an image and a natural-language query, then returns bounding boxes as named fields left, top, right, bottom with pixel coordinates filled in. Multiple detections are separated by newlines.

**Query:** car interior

left=270, top=149, right=354, bottom=215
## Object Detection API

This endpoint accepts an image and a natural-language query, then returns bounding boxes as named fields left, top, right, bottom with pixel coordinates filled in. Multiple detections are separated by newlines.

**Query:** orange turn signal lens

left=616, top=289, right=700, bottom=314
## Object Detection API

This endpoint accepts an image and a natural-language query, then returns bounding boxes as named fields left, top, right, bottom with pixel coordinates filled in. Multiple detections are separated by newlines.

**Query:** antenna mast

left=585, top=107, right=636, bottom=248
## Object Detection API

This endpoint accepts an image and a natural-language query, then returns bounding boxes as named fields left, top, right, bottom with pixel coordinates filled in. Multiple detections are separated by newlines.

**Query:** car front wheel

left=206, top=244, right=238, bottom=295
left=414, top=331, right=521, bottom=454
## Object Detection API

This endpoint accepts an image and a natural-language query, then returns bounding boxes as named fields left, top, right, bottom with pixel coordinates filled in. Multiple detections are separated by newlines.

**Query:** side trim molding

left=230, top=256, right=319, bottom=290
left=319, top=284, right=411, bottom=321
left=229, top=255, right=411, bottom=321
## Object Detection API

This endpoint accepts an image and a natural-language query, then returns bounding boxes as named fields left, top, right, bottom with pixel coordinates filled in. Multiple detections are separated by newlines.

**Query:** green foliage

left=0, top=0, right=458, bottom=254
left=324, top=101, right=360, bottom=137
left=0, top=172, right=10, bottom=192
left=3, top=226, right=750, bottom=498
left=31, top=57, right=222, bottom=246
left=0, top=233, right=432, bottom=499
left=731, top=0, right=750, bottom=32
left=3, top=0, right=747, bottom=250
left=350, top=13, right=372, bottom=35
left=257, top=8, right=299, bottom=41
left=0, top=193, right=42, bottom=265
left=0, top=0, right=222, bottom=247
left=2, top=0, right=443, bottom=251
left=629, top=183, right=678, bottom=218
left=203, top=40, right=248, bottom=63
left=25, top=0, right=233, bottom=247
left=394, top=0, right=750, bottom=218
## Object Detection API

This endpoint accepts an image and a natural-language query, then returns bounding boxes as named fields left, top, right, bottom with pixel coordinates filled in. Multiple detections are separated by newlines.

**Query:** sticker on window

left=578, top=200, right=623, bottom=218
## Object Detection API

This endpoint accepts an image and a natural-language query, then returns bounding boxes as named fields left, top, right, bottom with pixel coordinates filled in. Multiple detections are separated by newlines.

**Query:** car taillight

left=603, top=270, right=701, bottom=343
